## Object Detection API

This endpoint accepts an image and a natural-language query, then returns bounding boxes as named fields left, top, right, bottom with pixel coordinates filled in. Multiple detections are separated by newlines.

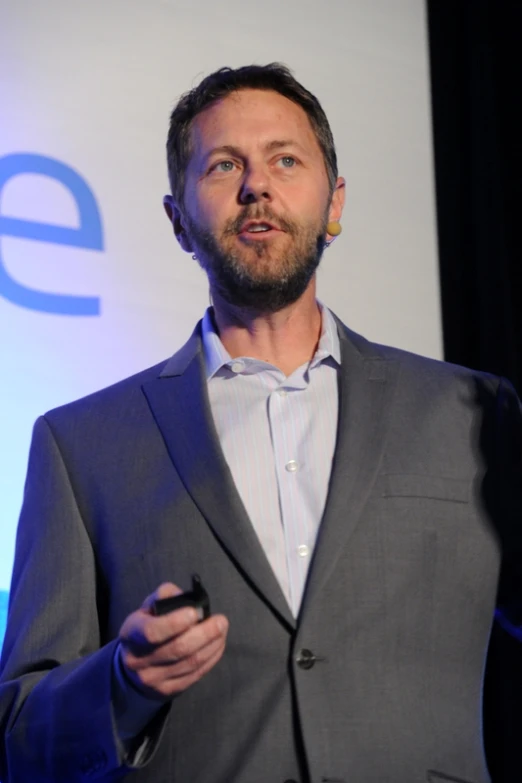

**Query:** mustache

left=223, top=207, right=298, bottom=236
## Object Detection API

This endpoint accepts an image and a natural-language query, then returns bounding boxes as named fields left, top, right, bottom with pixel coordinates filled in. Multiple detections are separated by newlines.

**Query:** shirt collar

left=201, top=302, right=341, bottom=380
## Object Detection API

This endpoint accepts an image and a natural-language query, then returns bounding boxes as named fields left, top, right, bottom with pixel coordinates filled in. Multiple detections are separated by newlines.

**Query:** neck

left=211, top=282, right=322, bottom=377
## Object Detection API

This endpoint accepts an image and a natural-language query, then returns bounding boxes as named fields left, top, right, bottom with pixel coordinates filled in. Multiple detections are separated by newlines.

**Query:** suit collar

left=169, top=304, right=343, bottom=383
left=160, top=323, right=202, bottom=378
left=159, top=310, right=389, bottom=380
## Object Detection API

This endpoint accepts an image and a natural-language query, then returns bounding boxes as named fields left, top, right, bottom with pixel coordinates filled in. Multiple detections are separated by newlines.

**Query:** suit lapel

left=300, top=323, right=400, bottom=611
left=142, top=327, right=294, bottom=629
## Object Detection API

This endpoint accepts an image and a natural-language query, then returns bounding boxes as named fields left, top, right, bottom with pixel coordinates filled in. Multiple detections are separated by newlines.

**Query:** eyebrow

left=204, top=139, right=305, bottom=162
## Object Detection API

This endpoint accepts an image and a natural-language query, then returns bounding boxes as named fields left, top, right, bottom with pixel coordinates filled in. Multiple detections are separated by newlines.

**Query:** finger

left=160, top=614, right=228, bottom=663
left=166, top=641, right=227, bottom=690
left=140, top=639, right=227, bottom=698
left=136, top=633, right=225, bottom=685
left=125, top=614, right=228, bottom=668
left=120, top=605, right=200, bottom=657
left=154, top=630, right=226, bottom=677
left=141, top=582, right=182, bottom=612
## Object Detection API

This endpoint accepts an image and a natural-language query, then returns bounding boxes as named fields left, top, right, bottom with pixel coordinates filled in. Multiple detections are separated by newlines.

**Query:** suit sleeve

left=0, top=416, right=168, bottom=782
left=490, top=377, right=522, bottom=630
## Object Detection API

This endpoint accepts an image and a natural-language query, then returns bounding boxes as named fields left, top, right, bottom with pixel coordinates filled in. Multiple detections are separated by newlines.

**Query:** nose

left=238, top=163, right=271, bottom=205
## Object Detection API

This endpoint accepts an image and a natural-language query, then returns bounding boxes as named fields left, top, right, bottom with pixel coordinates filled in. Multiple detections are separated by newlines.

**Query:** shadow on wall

left=0, top=592, right=8, bottom=651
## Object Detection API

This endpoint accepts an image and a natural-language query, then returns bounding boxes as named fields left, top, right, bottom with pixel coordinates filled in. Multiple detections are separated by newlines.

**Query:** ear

left=163, top=195, right=194, bottom=254
left=326, top=177, right=346, bottom=242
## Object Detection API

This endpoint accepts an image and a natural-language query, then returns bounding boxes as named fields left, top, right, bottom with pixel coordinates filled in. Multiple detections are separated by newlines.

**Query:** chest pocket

left=380, top=473, right=470, bottom=503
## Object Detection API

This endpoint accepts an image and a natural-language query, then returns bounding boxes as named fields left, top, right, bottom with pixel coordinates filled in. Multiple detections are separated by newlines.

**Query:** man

left=0, top=63, right=521, bottom=783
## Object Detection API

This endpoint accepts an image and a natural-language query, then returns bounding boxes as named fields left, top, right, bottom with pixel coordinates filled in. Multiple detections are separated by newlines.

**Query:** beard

left=184, top=206, right=328, bottom=314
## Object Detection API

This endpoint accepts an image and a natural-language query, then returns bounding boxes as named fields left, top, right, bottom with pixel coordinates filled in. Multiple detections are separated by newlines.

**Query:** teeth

left=248, top=224, right=270, bottom=232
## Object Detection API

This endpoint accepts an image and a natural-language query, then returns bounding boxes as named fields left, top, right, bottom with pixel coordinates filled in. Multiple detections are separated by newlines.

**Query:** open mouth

left=239, top=221, right=281, bottom=238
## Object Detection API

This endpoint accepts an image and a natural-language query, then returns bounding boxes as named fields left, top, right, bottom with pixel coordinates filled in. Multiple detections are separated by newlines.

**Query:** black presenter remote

left=151, top=574, right=210, bottom=621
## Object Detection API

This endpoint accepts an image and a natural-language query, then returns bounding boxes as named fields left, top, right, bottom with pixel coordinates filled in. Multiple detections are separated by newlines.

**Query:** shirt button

left=297, top=544, right=309, bottom=558
left=277, top=388, right=288, bottom=397
left=285, top=460, right=299, bottom=473
left=230, top=361, right=244, bottom=373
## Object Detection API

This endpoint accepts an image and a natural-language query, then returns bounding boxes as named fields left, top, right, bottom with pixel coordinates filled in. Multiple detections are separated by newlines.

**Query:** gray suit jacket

left=1, top=318, right=521, bottom=783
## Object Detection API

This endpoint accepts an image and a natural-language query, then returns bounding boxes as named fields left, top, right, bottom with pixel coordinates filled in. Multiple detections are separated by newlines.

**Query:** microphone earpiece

left=326, top=221, right=342, bottom=237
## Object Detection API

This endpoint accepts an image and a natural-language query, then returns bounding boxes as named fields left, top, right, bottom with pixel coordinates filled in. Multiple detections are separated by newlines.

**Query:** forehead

left=188, top=88, right=321, bottom=157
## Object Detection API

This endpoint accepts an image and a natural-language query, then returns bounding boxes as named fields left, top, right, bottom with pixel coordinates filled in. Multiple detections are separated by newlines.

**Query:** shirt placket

left=268, top=378, right=311, bottom=616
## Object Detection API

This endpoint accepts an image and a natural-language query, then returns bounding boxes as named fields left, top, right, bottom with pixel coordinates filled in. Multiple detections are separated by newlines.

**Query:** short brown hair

left=166, top=63, right=338, bottom=208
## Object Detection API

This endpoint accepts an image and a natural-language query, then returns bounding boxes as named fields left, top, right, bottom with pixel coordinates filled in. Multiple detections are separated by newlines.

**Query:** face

left=166, top=88, right=344, bottom=312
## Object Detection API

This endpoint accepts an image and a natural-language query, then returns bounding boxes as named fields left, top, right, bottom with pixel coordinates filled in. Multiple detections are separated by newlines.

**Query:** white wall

left=0, top=0, right=440, bottom=590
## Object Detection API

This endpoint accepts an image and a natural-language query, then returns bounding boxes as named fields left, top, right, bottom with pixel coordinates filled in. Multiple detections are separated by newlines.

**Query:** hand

left=118, top=582, right=229, bottom=700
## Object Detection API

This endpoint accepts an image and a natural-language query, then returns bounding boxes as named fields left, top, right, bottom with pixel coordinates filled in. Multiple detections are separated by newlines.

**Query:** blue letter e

left=0, top=153, right=103, bottom=315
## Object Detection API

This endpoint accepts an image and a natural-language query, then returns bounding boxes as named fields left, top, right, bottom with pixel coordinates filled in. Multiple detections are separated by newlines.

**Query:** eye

left=212, top=160, right=235, bottom=173
left=278, top=155, right=297, bottom=168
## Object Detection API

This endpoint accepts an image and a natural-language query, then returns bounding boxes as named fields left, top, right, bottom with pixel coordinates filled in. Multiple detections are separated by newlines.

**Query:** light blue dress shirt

left=202, top=303, right=340, bottom=614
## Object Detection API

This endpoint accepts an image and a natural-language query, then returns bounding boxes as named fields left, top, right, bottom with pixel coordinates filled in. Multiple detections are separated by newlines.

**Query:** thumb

left=141, top=582, right=182, bottom=613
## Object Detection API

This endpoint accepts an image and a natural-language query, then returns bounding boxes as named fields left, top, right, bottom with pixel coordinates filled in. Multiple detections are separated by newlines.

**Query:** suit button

left=296, top=648, right=315, bottom=669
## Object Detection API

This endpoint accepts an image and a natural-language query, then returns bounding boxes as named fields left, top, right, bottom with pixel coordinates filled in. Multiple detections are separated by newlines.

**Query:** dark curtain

left=428, top=2, right=522, bottom=780
left=428, top=0, right=522, bottom=395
